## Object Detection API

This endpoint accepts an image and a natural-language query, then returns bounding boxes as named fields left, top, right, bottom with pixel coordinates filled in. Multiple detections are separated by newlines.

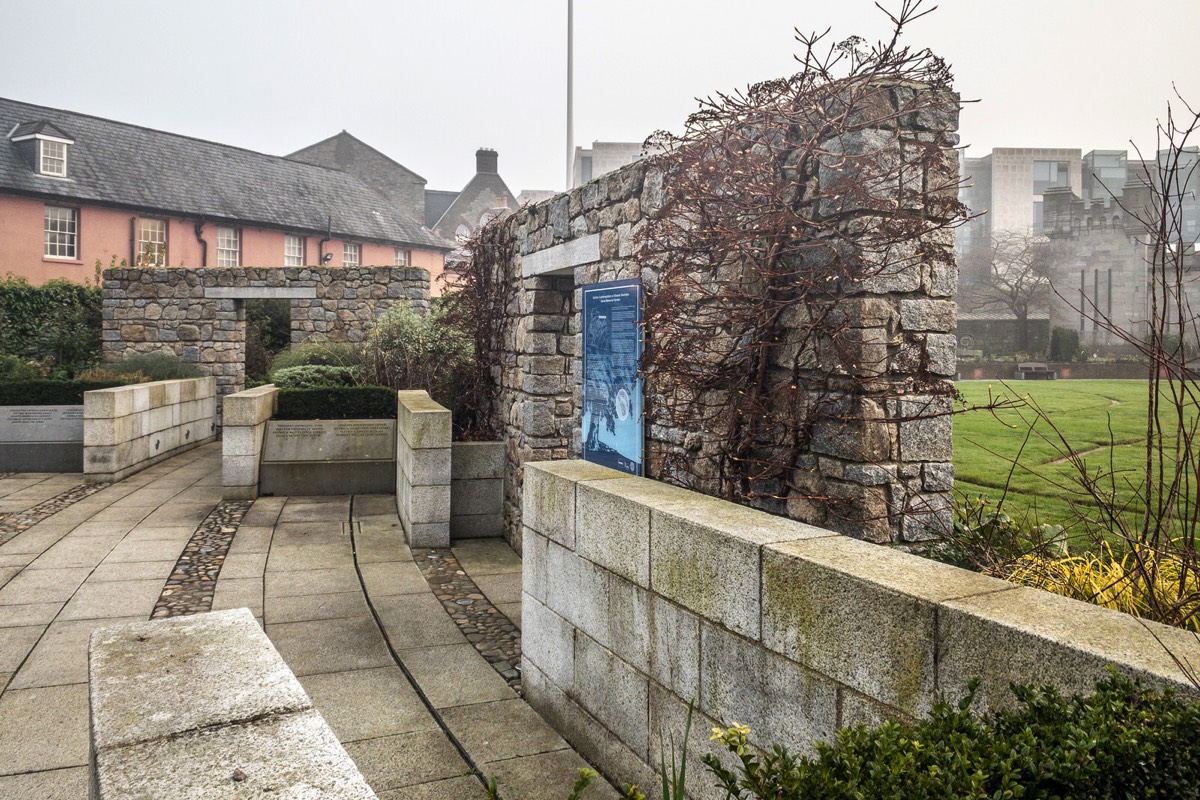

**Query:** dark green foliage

left=99, top=353, right=201, bottom=381
left=0, top=278, right=102, bottom=376
left=366, top=301, right=472, bottom=416
left=275, top=387, right=396, bottom=420
left=1050, top=326, right=1085, bottom=362
left=270, top=341, right=362, bottom=371
left=0, top=380, right=128, bottom=405
left=245, top=298, right=292, bottom=380
left=270, top=365, right=361, bottom=390
left=0, top=354, right=46, bottom=381
left=702, top=672, right=1200, bottom=800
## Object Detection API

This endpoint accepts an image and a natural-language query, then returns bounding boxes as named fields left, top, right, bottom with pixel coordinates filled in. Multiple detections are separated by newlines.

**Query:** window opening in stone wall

left=244, top=297, right=291, bottom=383
left=217, top=227, right=240, bottom=267
left=44, top=205, right=77, bottom=258
left=138, top=218, right=167, bottom=266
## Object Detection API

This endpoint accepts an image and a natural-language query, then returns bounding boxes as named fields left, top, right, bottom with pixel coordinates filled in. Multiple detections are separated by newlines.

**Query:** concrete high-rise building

left=571, top=141, right=644, bottom=187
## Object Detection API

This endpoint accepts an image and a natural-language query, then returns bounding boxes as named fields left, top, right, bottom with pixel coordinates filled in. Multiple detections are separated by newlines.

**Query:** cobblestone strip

left=413, top=548, right=522, bottom=691
left=152, top=500, right=253, bottom=618
left=0, top=483, right=108, bottom=546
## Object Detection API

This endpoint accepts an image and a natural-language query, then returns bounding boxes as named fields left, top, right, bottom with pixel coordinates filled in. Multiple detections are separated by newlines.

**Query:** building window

left=394, top=247, right=410, bottom=266
left=44, top=206, right=78, bottom=259
left=284, top=235, right=305, bottom=267
left=216, top=227, right=240, bottom=267
left=40, top=140, right=67, bottom=177
left=138, top=218, right=167, bottom=266
left=343, top=242, right=360, bottom=266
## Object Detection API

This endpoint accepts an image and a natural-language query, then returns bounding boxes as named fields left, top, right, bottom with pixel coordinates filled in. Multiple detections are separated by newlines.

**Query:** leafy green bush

left=270, top=365, right=361, bottom=390
left=702, top=671, right=1200, bottom=800
left=0, top=354, right=46, bottom=381
left=83, top=353, right=201, bottom=381
left=269, top=340, right=363, bottom=372
left=0, top=380, right=129, bottom=405
left=1050, top=326, right=1085, bottom=362
left=365, top=301, right=472, bottom=411
left=275, top=387, right=396, bottom=419
left=0, top=277, right=102, bottom=376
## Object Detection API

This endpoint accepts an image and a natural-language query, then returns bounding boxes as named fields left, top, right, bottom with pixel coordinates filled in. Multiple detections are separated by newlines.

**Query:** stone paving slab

left=10, top=616, right=142, bottom=691
left=299, top=667, right=439, bottom=743
left=0, top=566, right=91, bottom=605
left=264, top=590, right=368, bottom=624
left=58, top=579, right=164, bottom=621
left=266, top=567, right=363, bottom=597
left=267, top=616, right=394, bottom=677
left=373, top=592, right=471, bottom=650
left=441, top=698, right=570, bottom=764
left=88, top=559, right=176, bottom=583
left=0, top=683, right=90, bottom=775
left=342, top=729, right=470, bottom=794
left=0, top=764, right=88, bottom=799
left=398, top=643, right=516, bottom=709
left=0, top=624, right=44, bottom=673
left=482, top=748, right=622, bottom=800
left=0, top=600, right=63, bottom=628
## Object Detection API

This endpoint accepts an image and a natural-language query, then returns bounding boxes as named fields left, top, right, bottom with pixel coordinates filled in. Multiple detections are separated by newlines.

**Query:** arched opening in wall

left=244, top=298, right=292, bottom=382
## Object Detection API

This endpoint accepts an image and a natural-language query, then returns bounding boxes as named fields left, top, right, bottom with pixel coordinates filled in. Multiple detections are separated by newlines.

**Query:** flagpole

left=566, top=0, right=574, bottom=190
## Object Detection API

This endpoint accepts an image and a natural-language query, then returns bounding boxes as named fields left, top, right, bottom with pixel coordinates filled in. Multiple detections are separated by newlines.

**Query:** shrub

left=0, top=354, right=46, bottom=381
left=270, top=341, right=363, bottom=372
left=0, top=380, right=129, bottom=405
left=275, top=387, right=396, bottom=420
left=270, top=364, right=361, bottom=390
left=703, top=671, right=1200, bottom=800
left=1050, top=326, right=1085, bottom=362
left=80, top=353, right=201, bottom=382
left=365, top=301, right=472, bottom=411
left=0, top=277, right=102, bottom=376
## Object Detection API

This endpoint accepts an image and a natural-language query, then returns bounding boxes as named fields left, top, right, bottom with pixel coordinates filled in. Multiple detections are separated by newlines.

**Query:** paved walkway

left=0, top=443, right=615, bottom=800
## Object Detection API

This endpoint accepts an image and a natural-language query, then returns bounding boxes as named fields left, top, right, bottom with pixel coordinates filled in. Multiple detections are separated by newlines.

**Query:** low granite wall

left=451, top=441, right=505, bottom=539
left=83, top=377, right=216, bottom=482
left=89, top=608, right=376, bottom=799
left=521, top=460, right=1200, bottom=800
left=221, top=384, right=278, bottom=500
left=397, top=390, right=451, bottom=547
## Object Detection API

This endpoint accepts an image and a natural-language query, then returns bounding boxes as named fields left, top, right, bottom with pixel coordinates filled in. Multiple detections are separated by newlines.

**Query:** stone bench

left=1015, top=362, right=1057, bottom=380
left=88, top=607, right=377, bottom=799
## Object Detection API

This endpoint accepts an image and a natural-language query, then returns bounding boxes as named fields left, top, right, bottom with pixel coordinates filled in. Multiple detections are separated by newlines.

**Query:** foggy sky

left=0, top=0, right=1196, bottom=196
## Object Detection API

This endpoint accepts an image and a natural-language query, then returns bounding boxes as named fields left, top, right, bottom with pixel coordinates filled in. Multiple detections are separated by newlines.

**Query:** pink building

left=0, top=99, right=450, bottom=287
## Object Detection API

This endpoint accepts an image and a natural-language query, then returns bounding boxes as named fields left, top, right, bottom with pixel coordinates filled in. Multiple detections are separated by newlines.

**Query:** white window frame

left=343, top=242, right=360, bottom=267
left=394, top=247, right=411, bottom=267
left=284, top=234, right=305, bottom=267
left=138, top=218, right=167, bottom=266
left=216, top=227, right=240, bottom=267
left=44, top=206, right=78, bottom=259
left=39, top=140, right=67, bottom=177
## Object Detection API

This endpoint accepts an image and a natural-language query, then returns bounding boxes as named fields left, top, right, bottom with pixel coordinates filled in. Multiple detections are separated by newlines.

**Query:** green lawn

left=952, top=380, right=1197, bottom=535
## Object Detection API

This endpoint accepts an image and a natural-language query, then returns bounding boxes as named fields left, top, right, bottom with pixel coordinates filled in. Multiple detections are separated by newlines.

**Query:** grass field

left=952, top=379, right=1194, bottom=535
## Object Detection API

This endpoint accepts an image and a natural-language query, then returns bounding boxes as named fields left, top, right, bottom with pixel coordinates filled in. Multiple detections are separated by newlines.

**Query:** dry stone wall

left=490, top=105, right=959, bottom=550
left=102, top=267, right=429, bottom=398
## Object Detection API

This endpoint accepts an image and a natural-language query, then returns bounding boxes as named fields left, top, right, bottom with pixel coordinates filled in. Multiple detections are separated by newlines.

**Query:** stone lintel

left=204, top=287, right=317, bottom=299
left=521, top=235, right=600, bottom=278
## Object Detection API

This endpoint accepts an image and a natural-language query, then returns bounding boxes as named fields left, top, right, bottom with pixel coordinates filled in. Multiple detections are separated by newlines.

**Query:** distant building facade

left=0, top=99, right=448, bottom=286
left=572, top=141, right=643, bottom=187
left=426, top=148, right=519, bottom=244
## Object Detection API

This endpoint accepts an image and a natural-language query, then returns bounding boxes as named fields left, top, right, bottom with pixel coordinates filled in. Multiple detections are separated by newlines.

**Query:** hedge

left=0, top=381, right=128, bottom=405
left=275, top=387, right=397, bottom=420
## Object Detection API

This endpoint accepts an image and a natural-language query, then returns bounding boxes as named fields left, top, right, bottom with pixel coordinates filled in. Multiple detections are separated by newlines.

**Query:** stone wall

left=396, top=390, right=452, bottom=548
left=221, top=384, right=278, bottom=500
left=522, top=460, right=1200, bottom=800
left=83, top=377, right=217, bottom=482
left=487, top=91, right=959, bottom=549
left=102, top=267, right=430, bottom=398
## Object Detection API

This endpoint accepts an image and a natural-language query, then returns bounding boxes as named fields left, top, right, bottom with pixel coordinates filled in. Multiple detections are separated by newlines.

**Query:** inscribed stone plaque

left=262, top=420, right=396, bottom=463
left=581, top=279, right=644, bottom=476
left=0, top=406, right=84, bottom=442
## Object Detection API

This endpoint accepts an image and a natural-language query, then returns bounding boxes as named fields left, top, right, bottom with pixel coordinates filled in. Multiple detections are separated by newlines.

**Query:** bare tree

left=961, top=230, right=1058, bottom=354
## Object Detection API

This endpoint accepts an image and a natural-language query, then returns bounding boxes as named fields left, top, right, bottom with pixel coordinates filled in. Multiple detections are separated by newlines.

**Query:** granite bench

left=88, top=607, right=377, bottom=799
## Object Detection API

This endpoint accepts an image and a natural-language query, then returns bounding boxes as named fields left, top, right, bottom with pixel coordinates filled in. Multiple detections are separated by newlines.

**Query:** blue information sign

left=581, top=279, right=644, bottom=476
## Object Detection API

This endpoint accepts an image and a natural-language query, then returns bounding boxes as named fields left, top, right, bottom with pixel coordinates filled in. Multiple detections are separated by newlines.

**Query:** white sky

left=1, top=0, right=1197, bottom=195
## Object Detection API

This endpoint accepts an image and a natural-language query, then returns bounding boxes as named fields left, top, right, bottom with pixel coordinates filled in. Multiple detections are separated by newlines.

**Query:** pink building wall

left=0, top=194, right=446, bottom=290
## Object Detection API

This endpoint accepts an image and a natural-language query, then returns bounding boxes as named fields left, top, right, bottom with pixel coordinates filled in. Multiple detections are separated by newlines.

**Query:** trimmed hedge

left=270, top=364, right=361, bottom=390
left=275, top=387, right=397, bottom=420
left=0, top=380, right=129, bottom=406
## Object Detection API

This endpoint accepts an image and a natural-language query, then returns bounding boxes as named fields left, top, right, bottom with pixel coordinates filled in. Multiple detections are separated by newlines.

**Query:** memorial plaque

left=262, top=420, right=396, bottom=463
left=581, top=279, right=644, bottom=476
left=0, top=406, right=85, bottom=443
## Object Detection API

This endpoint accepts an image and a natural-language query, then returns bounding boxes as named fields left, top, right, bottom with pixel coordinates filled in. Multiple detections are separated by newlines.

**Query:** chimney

left=476, top=148, right=498, bottom=174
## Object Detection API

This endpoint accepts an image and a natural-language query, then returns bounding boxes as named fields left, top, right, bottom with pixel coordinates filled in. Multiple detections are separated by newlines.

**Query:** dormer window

left=40, top=140, right=67, bottom=176
left=8, top=121, right=74, bottom=178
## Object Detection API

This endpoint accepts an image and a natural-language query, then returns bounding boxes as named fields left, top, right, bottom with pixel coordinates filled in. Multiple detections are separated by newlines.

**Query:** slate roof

left=424, top=190, right=459, bottom=228
left=0, top=97, right=448, bottom=251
